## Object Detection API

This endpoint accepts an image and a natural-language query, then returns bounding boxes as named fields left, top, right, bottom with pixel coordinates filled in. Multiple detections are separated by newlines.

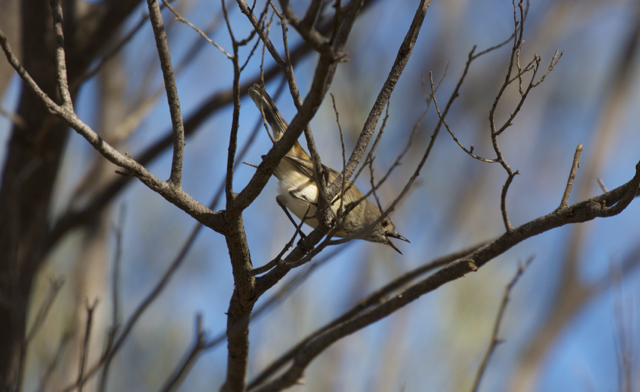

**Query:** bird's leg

left=276, top=195, right=307, bottom=239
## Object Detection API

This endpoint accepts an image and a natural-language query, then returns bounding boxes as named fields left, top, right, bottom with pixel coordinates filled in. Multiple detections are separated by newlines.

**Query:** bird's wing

left=282, top=155, right=342, bottom=183
left=282, top=155, right=315, bottom=179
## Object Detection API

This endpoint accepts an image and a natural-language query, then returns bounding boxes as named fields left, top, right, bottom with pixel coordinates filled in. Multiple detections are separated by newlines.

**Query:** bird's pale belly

left=278, top=173, right=320, bottom=228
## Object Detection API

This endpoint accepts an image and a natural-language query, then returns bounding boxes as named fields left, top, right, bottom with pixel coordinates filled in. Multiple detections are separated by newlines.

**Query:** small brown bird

left=248, top=84, right=409, bottom=253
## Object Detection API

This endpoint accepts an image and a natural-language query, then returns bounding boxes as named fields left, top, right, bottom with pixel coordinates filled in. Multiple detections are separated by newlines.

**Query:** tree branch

left=147, top=0, right=185, bottom=187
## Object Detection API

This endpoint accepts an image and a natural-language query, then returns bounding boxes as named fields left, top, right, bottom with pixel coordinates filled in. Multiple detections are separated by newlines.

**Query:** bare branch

left=147, top=0, right=185, bottom=187
left=162, top=0, right=233, bottom=59
left=250, top=206, right=309, bottom=276
left=532, top=49, right=565, bottom=88
left=597, top=177, right=609, bottom=193
left=233, top=0, right=364, bottom=215
left=236, top=0, right=286, bottom=68
left=430, top=70, right=498, bottom=163
left=330, top=93, right=350, bottom=222
left=46, top=8, right=344, bottom=253
left=0, top=28, right=60, bottom=113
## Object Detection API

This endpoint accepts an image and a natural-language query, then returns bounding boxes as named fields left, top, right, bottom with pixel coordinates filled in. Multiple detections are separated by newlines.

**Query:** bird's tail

left=248, top=84, right=289, bottom=142
left=248, top=84, right=309, bottom=160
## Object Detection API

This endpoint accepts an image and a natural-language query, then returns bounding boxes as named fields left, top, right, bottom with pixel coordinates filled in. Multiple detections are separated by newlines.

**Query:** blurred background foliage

left=1, top=0, right=639, bottom=391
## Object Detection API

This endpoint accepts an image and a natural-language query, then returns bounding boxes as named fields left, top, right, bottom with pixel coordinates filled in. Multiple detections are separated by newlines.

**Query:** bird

left=248, top=84, right=409, bottom=254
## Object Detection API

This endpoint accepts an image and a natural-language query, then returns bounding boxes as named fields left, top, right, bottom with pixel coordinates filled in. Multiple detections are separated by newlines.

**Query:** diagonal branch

left=249, top=160, right=640, bottom=392
left=0, top=26, right=225, bottom=232
left=248, top=240, right=487, bottom=389
left=325, top=0, right=432, bottom=201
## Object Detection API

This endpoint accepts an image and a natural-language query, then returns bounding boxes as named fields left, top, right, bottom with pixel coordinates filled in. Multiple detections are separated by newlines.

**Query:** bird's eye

left=380, top=220, right=389, bottom=228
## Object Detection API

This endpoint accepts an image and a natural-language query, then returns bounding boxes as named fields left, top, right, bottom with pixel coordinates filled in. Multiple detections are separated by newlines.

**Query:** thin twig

left=330, top=93, right=349, bottom=222
left=328, top=79, right=431, bottom=241
left=597, top=177, right=609, bottom=193
left=470, top=256, right=534, bottom=392
left=162, top=0, right=233, bottom=59
left=36, top=332, right=73, bottom=392
left=77, top=299, right=99, bottom=392
left=98, top=204, right=126, bottom=392
left=0, top=105, right=28, bottom=130
left=253, top=202, right=313, bottom=275
left=25, top=277, right=65, bottom=343
left=431, top=70, right=497, bottom=163
left=61, top=217, right=208, bottom=392
left=500, top=171, right=518, bottom=232
left=239, top=25, right=263, bottom=71
left=236, top=0, right=286, bottom=68
left=159, top=315, right=209, bottom=392
left=71, top=3, right=164, bottom=90
left=558, top=144, right=583, bottom=209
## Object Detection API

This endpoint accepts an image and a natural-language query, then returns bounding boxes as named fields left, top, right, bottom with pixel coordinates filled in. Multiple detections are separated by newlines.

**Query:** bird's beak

left=386, top=232, right=410, bottom=254
left=388, top=232, right=410, bottom=243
